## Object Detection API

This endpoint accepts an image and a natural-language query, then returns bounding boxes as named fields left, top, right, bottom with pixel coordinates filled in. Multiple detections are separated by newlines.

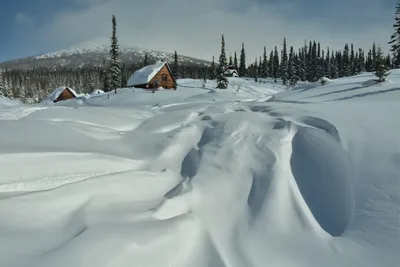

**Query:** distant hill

left=0, top=38, right=211, bottom=70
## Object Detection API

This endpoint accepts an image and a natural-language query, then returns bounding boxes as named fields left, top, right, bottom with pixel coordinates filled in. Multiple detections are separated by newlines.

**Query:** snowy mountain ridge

left=0, top=38, right=211, bottom=70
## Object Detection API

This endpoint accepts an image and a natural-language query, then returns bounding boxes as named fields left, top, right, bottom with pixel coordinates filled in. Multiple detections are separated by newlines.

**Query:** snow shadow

left=300, top=116, right=341, bottom=142
left=290, top=126, right=354, bottom=236
left=247, top=148, right=276, bottom=219
left=306, top=80, right=378, bottom=99
left=331, top=87, right=400, bottom=101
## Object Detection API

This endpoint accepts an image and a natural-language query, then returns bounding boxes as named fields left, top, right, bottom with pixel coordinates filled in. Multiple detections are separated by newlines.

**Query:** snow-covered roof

left=127, top=62, right=167, bottom=86
left=46, top=87, right=78, bottom=102
left=225, top=69, right=238, bottom=74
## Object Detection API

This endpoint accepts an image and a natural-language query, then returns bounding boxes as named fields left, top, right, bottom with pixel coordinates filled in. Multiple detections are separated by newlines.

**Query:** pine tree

left=262, top=46, right=268, bottom=78
left=386, top=54, right=392, bottom=68
left=173, top=51, right=179, bottom=79
left=210, top=56, right=216, bottom=79
left=234, top=51, right=238, bottom=70
left=330, top=52, right=338, bottom=79
left=372, top=42, right=377, bottom=67
left=299, top=48, right=306, bottom=81
left=389, top=1, right=400, bottom=67
left=325, top=47, right=331, bottom=78
left=216, top=34, right=228, bottom=89
left=350, top=44, right=357, bottom=75
left=109, top=15, right=121, bottom=93
left=120, top=64, right=128, bottom=88
left=280, top=38, right=288, bottom=85
left=310, top=41, right=318, bottom=81
left=268, top=50, right=274, bottom=79
left=273, top=46, right=279, bottom=82
left=20, top=87, right=27, bottom=103
left=342, top=44, right=350, bottom=76
left=0, top=70, right=4, bottom=96
left=239, top=43, right=246, bottom=77
left=253, top=58, right=258, bottom=82
left=144, top=54, right=149, bottom=66
left=366, top=50, right=374, bottom=72
left=374, top=46, right=390, bottom=82
left=357, top=48, right=365, bottom=73
left=228, top=55, right=233, bottom=66
left=288, top=46, right=298, bottom=87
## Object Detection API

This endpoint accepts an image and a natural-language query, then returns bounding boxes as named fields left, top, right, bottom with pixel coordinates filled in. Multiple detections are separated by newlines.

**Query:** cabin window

left=162, top=74, right=168, bottom=81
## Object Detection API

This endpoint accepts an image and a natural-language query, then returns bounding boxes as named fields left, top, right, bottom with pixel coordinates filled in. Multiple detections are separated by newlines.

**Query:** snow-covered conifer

left=109, top=15, right=121, bottom=93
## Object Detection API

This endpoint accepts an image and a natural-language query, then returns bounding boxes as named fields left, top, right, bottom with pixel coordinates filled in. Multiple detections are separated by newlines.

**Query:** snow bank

left=0, top=96, right=21, bottom=108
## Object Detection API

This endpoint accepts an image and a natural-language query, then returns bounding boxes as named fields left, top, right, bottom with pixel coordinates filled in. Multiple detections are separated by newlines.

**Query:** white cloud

left=15, top=12, right=36, bottom=26
left=32, top=0, right=394, bottom=62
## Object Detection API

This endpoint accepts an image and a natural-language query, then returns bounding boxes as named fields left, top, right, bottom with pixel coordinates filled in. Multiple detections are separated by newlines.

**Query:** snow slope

left=0, top=75, right=398, bottom=267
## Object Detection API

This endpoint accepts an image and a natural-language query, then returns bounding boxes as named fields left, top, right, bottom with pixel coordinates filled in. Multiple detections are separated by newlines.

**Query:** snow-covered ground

left=0, top=73, right=398, bottom=267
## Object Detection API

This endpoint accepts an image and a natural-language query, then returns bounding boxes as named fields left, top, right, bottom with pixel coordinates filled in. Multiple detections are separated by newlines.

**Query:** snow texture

left=0, top=72, right=399, bottom=267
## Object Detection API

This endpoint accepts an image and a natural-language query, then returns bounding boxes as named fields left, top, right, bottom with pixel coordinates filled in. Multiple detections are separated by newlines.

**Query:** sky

left=0, top=0, right=397, bottom=63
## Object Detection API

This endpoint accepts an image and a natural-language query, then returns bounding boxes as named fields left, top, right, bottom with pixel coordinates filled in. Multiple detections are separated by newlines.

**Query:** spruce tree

left=280, top=38, right=288, bottom=85
left=374, top=46, right=390, bottom=82
left=366, top=50, right=374, bottom=72
left=144, top=54, right=149, bottom=66
left=288, top=46, right=298, bottom=87
left=262, top=46, right=268, bottom=78
left=268, top=50, right=274, bottom=79
left=210, top=56, right=216, bottom=79
left=386, top=54, right=392, bottom=68
left=310, top=41, right=318, bottom=81
left=173, top=51, right=179, bottom=79
left=0, top=70, right=4, bottom=96
left=273, top=46, right=279, bottom=82
left=228, top=55, right=233, bottom=66
left=372, top=42, right=377, bottom=66
left=216, top=35, right=228, bottom=89
left=109, top=15, right=121, bottom=93
left=234, top=51, right=238, bottom=70
left=325, top=48, right=331, bottom=78
left=239, top=43, right=246, bottom=77
left=253, top=58, right=258, bottom=82
left=389, top=1, right=400, bottom=67
left=120, top=64, right=128, bottom=88
left=350, top=44, right=357, bottom=75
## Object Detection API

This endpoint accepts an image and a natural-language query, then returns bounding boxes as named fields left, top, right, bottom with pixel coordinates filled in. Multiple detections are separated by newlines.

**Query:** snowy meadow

left=0, top=73, right=399, bottom=267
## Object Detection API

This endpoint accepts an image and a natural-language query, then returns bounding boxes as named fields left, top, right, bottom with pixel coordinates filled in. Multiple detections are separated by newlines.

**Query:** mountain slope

left=0, top=38, right=211, bottom=70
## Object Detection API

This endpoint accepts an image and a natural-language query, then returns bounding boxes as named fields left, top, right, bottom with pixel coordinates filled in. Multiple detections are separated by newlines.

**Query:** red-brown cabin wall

left=149, top=65, right=175, bottom=89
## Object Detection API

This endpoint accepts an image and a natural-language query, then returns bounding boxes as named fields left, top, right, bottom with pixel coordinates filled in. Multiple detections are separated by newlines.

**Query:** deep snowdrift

left=0, top=75, right=398, bottom=267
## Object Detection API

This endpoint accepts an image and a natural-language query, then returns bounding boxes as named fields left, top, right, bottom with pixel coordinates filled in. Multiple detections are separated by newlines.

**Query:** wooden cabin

left=46, top=87, right=78, bottom=103
left=127, top=62, right=176, bottom=90
left=224, top=65, right=239, bottom=77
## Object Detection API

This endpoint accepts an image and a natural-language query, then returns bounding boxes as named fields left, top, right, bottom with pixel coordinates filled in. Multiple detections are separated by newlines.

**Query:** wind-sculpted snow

left=0, top=74, right=399, bottom=267
left=291, top=125, right=354, bottom=236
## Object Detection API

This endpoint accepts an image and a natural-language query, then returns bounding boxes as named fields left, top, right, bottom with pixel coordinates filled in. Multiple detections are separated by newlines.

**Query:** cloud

left=15, top=12, right=36, bottom=26
left=31, top=0, right=394, bottom=62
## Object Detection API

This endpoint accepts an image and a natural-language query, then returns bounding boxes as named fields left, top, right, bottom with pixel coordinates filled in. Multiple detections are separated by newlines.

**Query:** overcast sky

left=0, top=0, right=397, bottom=63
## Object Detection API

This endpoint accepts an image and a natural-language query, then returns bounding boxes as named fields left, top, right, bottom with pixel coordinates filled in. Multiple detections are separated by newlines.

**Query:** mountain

left=0, top=38, right=211, bottom=70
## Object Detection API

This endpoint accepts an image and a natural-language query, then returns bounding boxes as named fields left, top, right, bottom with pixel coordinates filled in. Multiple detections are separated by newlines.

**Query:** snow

left=0, top=74, right=399, bottom=267
left=0, top=96, right=21, bottom=108
left=90, top=89, right=105, bottom=95
left=127, top=62, right=167, bottom=86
